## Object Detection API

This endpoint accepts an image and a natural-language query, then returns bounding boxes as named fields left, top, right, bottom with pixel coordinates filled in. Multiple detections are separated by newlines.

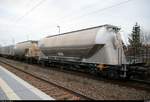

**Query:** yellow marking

left=97, top=64, right=108, bottom=71
left=0, top=78, right=21, bottom=100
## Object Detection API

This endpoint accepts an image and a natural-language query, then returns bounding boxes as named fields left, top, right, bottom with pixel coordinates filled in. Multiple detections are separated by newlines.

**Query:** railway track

left=47, top=64, right=150, bottom=91
left=128, top=79, right=150, bottom=91
left=32, top=60, right=150, bottom=92
left=131, top=79, right=150, bottom=85
left=0, top=57, right=150, bottom=99
left=25, top=60, right=150, bottom=89
left=48, top=63, right=150, bottom=92
left=0, top=59, right=94, bottom=100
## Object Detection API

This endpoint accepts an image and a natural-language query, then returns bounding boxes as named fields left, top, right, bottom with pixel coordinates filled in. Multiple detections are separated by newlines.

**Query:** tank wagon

left=38, top=24, right=127, bottom=79
left=14, top=40, right=40, bottom=62
left=0, top=45, right=14, bottom=58
left=0, top=24, right=146, bottom=79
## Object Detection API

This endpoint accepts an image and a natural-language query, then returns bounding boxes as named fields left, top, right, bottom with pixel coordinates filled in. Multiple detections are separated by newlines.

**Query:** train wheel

left=107, top=69, right=119, bottom=80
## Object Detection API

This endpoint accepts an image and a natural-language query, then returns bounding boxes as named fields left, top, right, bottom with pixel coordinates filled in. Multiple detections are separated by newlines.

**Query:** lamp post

left=57, top=25, right=60, bottom=35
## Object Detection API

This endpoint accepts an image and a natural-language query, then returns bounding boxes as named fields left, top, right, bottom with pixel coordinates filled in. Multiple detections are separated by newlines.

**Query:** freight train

left=0, top=24, right=147, bottom=79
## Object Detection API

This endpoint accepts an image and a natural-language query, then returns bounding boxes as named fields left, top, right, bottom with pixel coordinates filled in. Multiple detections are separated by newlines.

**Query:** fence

left=124, top=45, right=150, bottom=64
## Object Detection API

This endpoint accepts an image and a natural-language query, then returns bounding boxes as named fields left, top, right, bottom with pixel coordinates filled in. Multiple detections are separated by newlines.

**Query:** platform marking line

left=0, top=78, right=21, bottom=100
left=0, top=66, right=55, bottom=100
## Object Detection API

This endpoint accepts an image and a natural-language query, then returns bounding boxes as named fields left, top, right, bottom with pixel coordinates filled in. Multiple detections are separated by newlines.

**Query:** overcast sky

left=0, top=0, right=150, bottom=46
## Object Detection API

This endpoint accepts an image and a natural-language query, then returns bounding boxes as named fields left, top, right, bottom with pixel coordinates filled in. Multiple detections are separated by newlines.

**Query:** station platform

left=0, top=66, right=55, bottom=100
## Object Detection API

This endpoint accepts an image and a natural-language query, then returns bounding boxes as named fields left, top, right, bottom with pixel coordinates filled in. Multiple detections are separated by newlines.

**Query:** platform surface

left=0, top=66, right=54, bottom=100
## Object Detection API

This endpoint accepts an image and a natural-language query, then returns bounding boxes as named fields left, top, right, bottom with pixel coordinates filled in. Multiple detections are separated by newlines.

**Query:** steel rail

left=0, top=59, right=94, bottom=100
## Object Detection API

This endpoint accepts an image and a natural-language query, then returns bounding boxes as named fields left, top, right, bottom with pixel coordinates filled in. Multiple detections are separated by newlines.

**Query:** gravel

left=1, top=58, right=150, bottom=100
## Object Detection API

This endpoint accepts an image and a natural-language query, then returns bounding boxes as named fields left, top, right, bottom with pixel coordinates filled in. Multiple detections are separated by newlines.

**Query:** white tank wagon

left=38, top=25, right=127, bottom=78
left=14, top=40, right=40, bottom=62
left=0, top=45, right=15, bottom=58
left=39, top=25, right=126, bottom=65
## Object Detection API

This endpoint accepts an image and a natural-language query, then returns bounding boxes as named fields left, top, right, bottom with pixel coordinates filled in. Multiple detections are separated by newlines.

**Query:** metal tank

left=38, top=24, right=126, bottom=65
left=0, top=45, right=14, bottom=56
left=14, top=40, right=39, bottom=58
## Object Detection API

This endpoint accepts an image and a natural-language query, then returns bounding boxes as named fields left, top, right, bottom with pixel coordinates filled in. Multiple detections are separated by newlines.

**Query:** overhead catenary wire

left=15, top=0, right=47, bottom=22
left=10, top=0, right=136, bottom=44
left=11, top=0, right=47, bottom=44
left=16, top=0, right=134, bottom=28
left=43, top=0, right=136, bottom=32
left=48, top=0, right=111, bottom=25
left=39, top=0, right=112, bottom=32
left=59, top=0, right=135, bottom=29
